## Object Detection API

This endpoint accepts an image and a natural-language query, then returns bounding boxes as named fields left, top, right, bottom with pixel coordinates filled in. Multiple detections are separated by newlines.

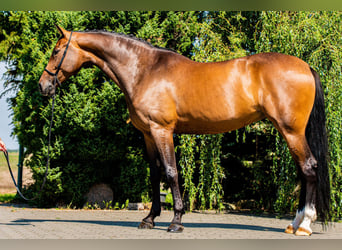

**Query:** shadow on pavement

left=3, top=218, right=284, bottom=233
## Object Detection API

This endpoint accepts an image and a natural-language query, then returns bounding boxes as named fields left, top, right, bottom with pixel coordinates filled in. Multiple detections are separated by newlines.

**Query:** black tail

left=305, top=67, right=331, bottom=222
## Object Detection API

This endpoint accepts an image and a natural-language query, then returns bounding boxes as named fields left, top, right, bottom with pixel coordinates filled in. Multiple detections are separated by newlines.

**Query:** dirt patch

left=0, top=165, right=33, bottom=194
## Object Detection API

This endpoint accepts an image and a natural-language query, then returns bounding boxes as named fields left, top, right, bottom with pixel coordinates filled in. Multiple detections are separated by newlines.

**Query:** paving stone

left=0, top=204, right=341, bottom=239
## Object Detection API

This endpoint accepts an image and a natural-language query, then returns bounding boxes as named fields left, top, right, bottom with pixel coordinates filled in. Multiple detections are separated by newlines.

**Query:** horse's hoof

left=167, top=223, right=184, bottom=233
left=138, top=220, right=154, bottom=229
left=284, top=224, right=295, bottom=234
left=295, top=227, right=312, bottom=236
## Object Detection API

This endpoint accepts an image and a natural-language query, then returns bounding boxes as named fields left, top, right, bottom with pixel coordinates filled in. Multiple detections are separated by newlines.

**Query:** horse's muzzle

left=38, top=81, right=55, bottom=97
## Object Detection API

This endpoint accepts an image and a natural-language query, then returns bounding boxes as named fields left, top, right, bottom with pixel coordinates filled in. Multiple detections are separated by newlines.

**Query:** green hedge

left=0, top=11, right=341, bottom=219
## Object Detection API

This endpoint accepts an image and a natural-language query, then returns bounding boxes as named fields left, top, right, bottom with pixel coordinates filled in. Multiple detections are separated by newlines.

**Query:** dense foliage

left=0, top=11, right=341, bottom=219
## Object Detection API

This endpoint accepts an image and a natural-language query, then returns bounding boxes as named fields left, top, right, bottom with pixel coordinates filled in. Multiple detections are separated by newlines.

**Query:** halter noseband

left=44, top=31, right=73, bottom=87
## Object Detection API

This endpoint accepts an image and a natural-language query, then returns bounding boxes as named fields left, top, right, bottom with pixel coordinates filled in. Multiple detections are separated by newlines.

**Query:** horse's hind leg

left=138, top=134, right=162, bottom=229
left=279, top=131, right=317, bottom=236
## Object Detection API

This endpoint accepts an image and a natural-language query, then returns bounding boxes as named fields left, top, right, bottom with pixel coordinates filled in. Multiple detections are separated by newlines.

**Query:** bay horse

left=38, top=25, right=330, bottom=236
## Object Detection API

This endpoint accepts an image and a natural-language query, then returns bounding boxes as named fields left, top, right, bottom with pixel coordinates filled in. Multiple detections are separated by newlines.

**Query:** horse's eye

left=53, top=49, right=60, bottom=56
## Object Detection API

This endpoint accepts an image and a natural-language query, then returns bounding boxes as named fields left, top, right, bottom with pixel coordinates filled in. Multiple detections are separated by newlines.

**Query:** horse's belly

left=174, top=112, right=264, bottom=134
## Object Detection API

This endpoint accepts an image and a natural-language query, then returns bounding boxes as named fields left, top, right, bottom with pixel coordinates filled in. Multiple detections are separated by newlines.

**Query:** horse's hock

left=84, top=183, right=113, bottom=208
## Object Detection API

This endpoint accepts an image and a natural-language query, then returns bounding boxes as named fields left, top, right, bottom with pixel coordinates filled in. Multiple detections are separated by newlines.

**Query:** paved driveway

left=0, top=204, right=341, bottom=239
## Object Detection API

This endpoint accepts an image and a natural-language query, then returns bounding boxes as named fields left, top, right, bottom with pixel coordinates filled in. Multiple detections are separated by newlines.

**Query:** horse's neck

left=77, top=32, right=152, bottom=99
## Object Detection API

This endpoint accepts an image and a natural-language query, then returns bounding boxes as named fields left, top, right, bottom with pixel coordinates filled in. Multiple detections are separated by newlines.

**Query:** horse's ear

left=54, top=24, right=67, bottom=37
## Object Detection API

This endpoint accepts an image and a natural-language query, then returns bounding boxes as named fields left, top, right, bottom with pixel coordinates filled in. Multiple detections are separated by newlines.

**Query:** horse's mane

left=76, top=29, right=177, bottom=54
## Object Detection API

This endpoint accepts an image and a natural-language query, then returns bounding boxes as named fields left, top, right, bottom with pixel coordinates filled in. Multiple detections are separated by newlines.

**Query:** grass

left=0, top=150, right=21, bottom=198
left=0, top=193, right=16, bottom=203
left=0, top=150, right=19, bottom=173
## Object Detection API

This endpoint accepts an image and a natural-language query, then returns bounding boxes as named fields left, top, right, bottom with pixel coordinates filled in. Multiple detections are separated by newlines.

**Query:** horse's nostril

left=48, top=84, right=54, bottom=92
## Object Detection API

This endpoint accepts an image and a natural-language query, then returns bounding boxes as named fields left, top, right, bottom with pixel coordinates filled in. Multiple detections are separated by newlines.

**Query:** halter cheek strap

left=44, top=31, right=73, bottom=87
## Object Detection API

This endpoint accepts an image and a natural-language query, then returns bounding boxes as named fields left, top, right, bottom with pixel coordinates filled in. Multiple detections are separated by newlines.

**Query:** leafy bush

left=1, top=11, right=341, bottom=219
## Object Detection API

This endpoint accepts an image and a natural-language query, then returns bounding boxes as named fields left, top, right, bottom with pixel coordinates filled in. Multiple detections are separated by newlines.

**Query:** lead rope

left=4, top=32, right=72, bottom=201
left=3, top=94, right=56, bottom=201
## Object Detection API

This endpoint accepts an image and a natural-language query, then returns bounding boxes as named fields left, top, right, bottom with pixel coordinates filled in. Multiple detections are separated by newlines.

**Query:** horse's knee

left=165, top=167, right=178, bottom=183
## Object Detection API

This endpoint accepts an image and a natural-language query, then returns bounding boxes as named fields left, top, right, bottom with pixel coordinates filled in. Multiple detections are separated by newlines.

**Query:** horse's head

left=39, top=25, right=84, bottom=96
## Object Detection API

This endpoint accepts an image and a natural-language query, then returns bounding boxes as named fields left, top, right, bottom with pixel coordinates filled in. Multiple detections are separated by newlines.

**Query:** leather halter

left=44, top=31, right=73, bottom=87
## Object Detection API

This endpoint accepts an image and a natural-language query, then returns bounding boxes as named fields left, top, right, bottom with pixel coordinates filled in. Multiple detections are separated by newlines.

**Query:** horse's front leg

left=149, top=123, right=185, bottom=232
left=138, top=134, right=162, bottom=229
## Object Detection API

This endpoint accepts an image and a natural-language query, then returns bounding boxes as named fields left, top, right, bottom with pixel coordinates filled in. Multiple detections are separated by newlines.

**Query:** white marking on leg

left=298, top=205, right=316, bottom=233
left=290, top=209, right=305, bottom=230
